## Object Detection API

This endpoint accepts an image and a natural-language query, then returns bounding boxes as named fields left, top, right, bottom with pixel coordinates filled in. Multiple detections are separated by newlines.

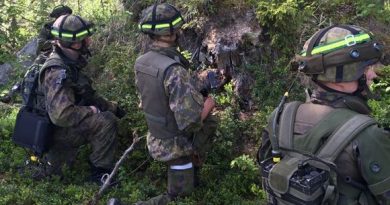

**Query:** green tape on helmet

left=291, top=25, right=384, bottom=82
left=139, top=3, right=184, bottom=36
left=51, top=15, right=94, bottom=43
left=301, top=33, right=372, bottom=56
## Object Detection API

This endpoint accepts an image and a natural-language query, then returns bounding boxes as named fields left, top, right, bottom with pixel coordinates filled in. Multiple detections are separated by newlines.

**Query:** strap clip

left=345, top=34, right=357, bottom=47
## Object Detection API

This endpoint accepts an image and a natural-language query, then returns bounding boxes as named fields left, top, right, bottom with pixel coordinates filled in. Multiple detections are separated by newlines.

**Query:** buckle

left=345, top=34, right=356, bottom=47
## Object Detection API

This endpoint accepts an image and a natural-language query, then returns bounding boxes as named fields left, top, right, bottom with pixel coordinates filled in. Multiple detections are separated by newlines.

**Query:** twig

left=89, top=131, right=144, bottom=205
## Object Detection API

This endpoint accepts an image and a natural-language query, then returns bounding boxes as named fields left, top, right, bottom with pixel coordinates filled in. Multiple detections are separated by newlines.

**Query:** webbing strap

left=321, top=184, right=336, bottom=205
left=306, top=25, right=337, bottom=56
left=58, top=14, right=69, bottom=39
left=316, top=114, right=376, bottom=161
left=278, top=101, right=303, bottom=149
left=25, top=65, right=40, bottom=109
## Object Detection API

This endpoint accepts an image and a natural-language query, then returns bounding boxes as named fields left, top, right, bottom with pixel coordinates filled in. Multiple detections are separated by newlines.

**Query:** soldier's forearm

left=48, top=105, right=94, bottom=127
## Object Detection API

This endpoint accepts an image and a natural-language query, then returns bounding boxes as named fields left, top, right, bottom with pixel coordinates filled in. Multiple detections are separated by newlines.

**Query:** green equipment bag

left=260, top=101, right=376, bottom=205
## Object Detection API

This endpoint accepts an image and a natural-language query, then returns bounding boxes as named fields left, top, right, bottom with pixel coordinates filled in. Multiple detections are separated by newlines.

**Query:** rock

left=16, top=38, right=38, bottom=68
left=0, top=63, right=12, bottom=85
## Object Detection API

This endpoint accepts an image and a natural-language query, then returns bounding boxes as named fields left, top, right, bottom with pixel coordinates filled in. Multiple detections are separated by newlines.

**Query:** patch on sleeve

left=55, top=69, right=67, bottom=85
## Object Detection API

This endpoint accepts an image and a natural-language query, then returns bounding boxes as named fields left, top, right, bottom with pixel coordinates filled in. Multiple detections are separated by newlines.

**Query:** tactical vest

left=38, top=50, right=96, bottom=110
left=261, top=101, right=378, bottom=205
left=134, top=51, right=183, bottom=139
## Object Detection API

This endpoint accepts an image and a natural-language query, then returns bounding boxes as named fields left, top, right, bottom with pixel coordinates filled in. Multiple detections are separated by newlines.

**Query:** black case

left=12, top=106, right=53, bottom=154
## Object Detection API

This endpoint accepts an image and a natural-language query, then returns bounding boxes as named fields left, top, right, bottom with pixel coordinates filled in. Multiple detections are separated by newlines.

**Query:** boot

left=168, top=161, right=194, bottom=197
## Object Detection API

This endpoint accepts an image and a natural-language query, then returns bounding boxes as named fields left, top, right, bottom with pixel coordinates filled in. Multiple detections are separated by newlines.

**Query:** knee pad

left=168, top=161, right=194, bottom=197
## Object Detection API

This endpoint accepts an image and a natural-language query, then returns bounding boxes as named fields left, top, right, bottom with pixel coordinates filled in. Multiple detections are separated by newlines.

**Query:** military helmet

left=139, top=3, right=184, bottom=36
left=292, top=25, right=383, bottom=82
left=51, top=15, right=94, bottom=43
left=49, top=5, right=72, bottom=18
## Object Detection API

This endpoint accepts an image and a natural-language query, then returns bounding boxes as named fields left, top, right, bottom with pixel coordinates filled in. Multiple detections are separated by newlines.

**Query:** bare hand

left=201, top=96, right=215, bottom=121
left=89, top=106, right=100, bottom=114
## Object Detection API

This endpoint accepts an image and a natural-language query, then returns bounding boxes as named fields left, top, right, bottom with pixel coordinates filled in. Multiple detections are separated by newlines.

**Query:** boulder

left=0, top=63, right=12, bottom=85
left=16, top=38, right=38, bottom=68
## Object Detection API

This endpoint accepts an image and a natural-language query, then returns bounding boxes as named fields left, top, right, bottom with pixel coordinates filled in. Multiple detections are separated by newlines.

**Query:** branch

left=88, top=131, right=144, bottom=205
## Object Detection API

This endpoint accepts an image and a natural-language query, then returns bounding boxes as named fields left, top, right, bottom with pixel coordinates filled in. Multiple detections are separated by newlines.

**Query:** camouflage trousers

left=138, top=114, right=218, bottom=205
left=44, top=111, right=118, bottom=175
left=147, top=114, right=218, bottom=163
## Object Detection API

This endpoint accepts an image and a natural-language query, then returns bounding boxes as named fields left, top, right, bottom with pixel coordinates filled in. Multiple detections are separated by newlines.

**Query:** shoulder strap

left=278, top=101, right=303, bottom=149
left=316, top=114, right=376, bottom=161
left=135, top=51, right=181, bottom=72
left=39, top=52, right=70, bottom=84
left=25, top=65, right=40, bottom=108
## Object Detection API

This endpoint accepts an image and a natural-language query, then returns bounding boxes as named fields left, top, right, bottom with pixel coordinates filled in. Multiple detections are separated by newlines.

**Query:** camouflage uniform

left=106, top=4, right=216, bottom=205
left=144, top=47, right=217, bottom=162
left=39, top=46, right=118, bottom=175
left=134, top=46, right=217, bottom=204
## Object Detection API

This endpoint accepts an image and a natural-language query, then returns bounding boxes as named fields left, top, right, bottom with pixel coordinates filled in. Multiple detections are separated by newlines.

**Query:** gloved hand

left=115, top=106, right=127, bottom=119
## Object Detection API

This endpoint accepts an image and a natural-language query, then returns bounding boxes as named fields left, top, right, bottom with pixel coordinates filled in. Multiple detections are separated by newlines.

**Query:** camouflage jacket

left=40, top=47, right=117, bottom=127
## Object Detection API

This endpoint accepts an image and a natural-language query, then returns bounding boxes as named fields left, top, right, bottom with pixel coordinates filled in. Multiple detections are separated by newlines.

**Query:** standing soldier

left=37, top=14, right=124, bottom=184
left=109, top=3, right=217, bottom=205
left=259, top=25, right=390, bottom=204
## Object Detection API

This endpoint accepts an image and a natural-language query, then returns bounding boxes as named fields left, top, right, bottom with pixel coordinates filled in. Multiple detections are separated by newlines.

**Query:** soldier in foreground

left=259, top=25, right=390, bottom=204
left=109, top=3, right=217, bottom=205
left=37, top=14, right=124, bottom=184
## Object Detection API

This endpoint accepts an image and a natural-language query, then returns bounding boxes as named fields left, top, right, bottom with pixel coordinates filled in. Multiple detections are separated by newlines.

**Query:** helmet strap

left=356, top=75, right=380, bottom=100
left=151, top=3, right=158, bottom=33
left=306, top=25, right=336, bottom=56
left=59, top=39, right=91, bottom=58
left=58, top=15, right=70, bottom=39
left=313, top=79, right=360, bottom=96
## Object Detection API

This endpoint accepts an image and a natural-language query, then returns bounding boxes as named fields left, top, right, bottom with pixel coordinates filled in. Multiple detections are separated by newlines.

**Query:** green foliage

left=369, top=65, right=390, bottom=127
left=256, top=0, right=314, bottom=55
left=215, top=82, right=235, bottom=106
left=0, top=105, right=17, bottom=139
left=0, top=0, right=121, bottom=63
left=355, top=0, right=390, bottom=22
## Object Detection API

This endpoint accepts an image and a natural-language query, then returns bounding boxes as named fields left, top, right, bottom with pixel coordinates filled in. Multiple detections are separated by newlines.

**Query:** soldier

left=36, top=14, right=124, bottom=184
left=259, top=25, right=390, bottom=204
left=108, top=3, right=217, bottom=205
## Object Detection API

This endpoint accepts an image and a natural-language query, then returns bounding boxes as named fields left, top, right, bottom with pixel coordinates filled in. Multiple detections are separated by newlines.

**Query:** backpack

left=260, top=101, right=376, bottom=205
left=12, top=55, right=53, bottom=155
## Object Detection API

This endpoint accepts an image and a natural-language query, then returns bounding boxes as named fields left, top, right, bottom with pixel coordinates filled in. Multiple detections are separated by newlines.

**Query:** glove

left=115, top=106, right=127, bottom=119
